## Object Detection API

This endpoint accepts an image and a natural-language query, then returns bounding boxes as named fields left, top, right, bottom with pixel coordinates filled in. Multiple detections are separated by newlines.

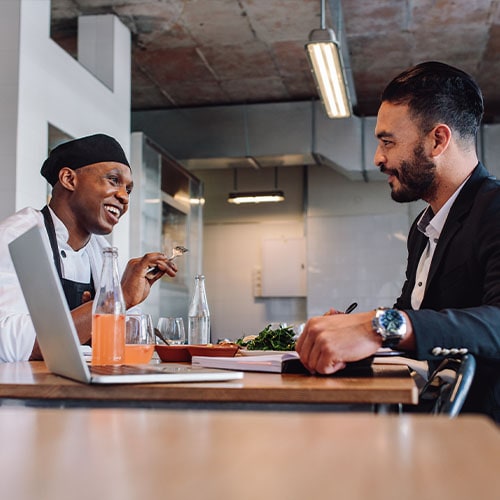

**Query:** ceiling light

left=305, top=0, right=352, bottom=118
left=227, top=166, right=285, bottom=204
left=227, top=190, right=285, bottom=204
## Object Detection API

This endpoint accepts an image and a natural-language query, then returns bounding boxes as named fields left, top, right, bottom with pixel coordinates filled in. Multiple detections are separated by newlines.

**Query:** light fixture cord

left=274, top=166, right=279, bottom=189
left=233, top=168, right=238, bottom=190
left=325, top=0, right=343, bottom=41
left=337, top=0, right=343, bottom=44
left=320, top=0, right=326, bottom=29
left=244, top=104, right=250, bottom=156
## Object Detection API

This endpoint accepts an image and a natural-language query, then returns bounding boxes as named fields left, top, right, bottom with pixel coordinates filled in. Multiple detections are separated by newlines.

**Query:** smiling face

left=67, top=161, right=133, bottom=237
left=374, top=102, right=438, bottom=204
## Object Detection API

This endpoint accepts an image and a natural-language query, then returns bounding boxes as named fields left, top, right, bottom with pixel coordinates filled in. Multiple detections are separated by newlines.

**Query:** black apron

left=41, top=206, right=95, bottom=310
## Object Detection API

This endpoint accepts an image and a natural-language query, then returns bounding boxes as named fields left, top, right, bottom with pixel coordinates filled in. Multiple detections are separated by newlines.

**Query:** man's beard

left=386, top=145, right=437, bottom=203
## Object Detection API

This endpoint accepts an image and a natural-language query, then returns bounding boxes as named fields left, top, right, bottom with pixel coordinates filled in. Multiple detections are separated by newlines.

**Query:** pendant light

left=227, top=167, right=285, bottom=204
left=305, top=0, right=352, bottom=118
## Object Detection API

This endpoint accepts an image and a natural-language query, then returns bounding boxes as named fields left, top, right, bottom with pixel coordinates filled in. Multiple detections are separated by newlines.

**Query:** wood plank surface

left=0, top=361, right=418, bottom=405
left=0, top=408, right=498, bottom=500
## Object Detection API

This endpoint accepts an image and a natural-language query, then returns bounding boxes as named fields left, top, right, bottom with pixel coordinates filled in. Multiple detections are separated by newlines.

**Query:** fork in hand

left=146, top=245, right=189, bottom=279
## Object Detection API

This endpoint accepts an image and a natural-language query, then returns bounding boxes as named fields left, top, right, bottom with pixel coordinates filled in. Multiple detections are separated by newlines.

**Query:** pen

left=344, top=302, right=358, bottom=314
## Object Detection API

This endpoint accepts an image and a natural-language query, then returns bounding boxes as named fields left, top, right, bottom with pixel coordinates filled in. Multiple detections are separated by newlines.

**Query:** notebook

left=192, top=352, right=304, bottom=373
left=192, top=351, right=374, bottom=375
left=8, top=225, right=243, bottom=384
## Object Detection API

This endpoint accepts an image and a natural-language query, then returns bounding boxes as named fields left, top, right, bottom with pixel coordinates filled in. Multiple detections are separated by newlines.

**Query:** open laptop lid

left=8, top=224, right=93, bottom=383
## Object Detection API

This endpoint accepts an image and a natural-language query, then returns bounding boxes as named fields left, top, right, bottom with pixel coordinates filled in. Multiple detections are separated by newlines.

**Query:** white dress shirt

left=0, top=207, right=109, bottom=362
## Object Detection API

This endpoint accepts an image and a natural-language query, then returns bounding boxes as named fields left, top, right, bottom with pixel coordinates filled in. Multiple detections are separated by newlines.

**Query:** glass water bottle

left=91, top=247, right=126, bottom=365
left=188, top=275, right=210, bottom=344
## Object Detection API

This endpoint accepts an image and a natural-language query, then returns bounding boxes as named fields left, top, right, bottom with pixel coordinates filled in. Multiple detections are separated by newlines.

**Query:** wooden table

left=0, top=361, right=418, bottom=410
left=0, top=406, right=498, bottom=500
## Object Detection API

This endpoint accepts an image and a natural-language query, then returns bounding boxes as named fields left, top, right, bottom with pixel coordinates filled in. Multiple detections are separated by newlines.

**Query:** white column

left=0, top=1, right=21, bottom=217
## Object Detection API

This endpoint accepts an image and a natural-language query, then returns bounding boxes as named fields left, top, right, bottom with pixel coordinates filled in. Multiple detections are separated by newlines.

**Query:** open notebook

left=8, top=225, right=243, bottom=384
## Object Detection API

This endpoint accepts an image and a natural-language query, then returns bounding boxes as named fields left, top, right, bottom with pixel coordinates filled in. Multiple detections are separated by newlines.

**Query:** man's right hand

left=120, top=252, right=178, bottom=309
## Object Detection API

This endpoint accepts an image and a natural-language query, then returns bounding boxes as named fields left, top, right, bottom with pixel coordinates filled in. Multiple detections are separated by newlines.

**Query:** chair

left=418, top=354, right=476, bottom=417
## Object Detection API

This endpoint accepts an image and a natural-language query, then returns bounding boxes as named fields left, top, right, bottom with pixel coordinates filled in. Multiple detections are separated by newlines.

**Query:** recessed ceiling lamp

left=227, top=166, right=285, bottom=204
left=305, top=0, right=352, bottom=118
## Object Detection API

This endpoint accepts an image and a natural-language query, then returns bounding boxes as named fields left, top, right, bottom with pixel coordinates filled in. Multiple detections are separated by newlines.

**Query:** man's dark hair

left=381, top=61, right=484, bottom=142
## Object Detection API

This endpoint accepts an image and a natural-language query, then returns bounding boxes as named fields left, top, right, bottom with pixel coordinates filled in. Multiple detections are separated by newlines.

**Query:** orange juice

left=92, top=313, right=125, bottom=365
left=124, top=344, right=155, bottom=364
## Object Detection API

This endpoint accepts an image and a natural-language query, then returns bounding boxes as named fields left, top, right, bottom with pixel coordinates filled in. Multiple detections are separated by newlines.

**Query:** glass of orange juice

left=124, top=314, right=155, bottom=364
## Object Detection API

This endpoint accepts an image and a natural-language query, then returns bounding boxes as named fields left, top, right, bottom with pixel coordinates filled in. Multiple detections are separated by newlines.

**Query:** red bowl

left=155, top=345, right=191, bottom=362
left=187, top=344, right=239, bottom=358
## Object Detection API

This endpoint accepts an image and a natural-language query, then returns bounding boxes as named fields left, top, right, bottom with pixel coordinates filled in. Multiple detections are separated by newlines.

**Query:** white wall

left=306, top=166, right=415, bottom=315
left=0, top=1, right=21, bottom=218
left=204, top=221, right=307, bottom=342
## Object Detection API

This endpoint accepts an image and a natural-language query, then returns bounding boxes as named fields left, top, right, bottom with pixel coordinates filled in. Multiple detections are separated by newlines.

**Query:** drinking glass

left=157, top=317, right=186, bottom=345
left=124, top=313, right=155, bottom=364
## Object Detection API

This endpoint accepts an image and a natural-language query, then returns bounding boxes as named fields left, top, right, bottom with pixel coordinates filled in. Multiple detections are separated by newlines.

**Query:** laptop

left=8, top=224, right=244, bottom=384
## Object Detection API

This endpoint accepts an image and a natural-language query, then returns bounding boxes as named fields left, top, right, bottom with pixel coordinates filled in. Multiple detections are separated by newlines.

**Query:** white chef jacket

left=0, top=207, right=109, bottom=362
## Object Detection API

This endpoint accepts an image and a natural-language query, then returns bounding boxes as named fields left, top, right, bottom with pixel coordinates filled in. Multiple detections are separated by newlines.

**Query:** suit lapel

left=407, top=225, right=428, bottom=283
left=425, top=163, right=489, bottom=292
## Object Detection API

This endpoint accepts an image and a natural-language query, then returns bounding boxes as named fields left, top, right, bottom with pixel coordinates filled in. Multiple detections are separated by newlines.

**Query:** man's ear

left=430, top=124, right=452, bottom=157
left=57, top=167, right=77, bottom=191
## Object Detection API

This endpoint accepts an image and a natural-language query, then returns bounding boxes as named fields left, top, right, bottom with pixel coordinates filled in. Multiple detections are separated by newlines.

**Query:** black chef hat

left=41, top=133, right=130, bottom=186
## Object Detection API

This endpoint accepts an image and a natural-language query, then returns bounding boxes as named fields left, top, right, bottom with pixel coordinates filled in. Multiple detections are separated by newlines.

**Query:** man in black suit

left=296, top=61, right=500, bottom=422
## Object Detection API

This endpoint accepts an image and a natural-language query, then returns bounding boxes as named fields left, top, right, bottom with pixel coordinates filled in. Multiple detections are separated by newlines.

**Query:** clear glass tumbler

left=157, top=317, right=186, bottom=345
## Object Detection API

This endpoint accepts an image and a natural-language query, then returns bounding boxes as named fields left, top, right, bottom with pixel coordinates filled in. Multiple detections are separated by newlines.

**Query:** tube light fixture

left=305, top=0, right=352, bottom=118
left=228, top=165, right=285, bottom=204
left=227, top=166, right=285, bottom=205
left=227, top=190, right=285, bottom=204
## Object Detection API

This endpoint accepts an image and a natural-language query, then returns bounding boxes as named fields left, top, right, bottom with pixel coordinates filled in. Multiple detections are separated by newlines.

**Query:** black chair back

left=419, top=354, right=476, bottom=418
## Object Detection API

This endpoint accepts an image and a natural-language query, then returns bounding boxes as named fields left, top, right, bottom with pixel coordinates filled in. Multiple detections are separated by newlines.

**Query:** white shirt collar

left=47, top=206, right=89, bottom=255
left=417, top=174, right=471, bottom=241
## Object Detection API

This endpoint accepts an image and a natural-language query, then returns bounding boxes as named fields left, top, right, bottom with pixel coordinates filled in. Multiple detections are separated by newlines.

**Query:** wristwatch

left=372, top=308, right=407, bottom=349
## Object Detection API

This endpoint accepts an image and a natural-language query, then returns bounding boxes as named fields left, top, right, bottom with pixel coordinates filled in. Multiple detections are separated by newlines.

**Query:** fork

left=146, top=245, right=189, bottom=279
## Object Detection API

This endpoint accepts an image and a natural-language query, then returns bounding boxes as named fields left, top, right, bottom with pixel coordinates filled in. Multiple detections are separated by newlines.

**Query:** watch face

left=380, top=309, right=404, bottom=333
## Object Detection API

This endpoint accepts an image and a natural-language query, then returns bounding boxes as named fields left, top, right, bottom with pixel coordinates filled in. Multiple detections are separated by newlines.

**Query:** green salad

left=236, top=324, right=296, bottom=351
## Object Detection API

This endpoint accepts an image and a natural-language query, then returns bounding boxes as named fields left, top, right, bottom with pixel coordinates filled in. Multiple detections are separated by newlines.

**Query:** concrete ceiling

left=50, top=0, right=500, bottom=122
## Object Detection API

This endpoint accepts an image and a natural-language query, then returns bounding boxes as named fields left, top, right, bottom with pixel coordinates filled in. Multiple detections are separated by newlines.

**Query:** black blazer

left=395, top=163, right=500, bottom=422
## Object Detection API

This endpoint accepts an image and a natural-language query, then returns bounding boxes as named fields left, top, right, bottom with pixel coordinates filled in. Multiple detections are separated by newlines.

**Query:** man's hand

left=295, top=311, right=381, bottom=374
left=120, top=252, right=178, bottom=309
